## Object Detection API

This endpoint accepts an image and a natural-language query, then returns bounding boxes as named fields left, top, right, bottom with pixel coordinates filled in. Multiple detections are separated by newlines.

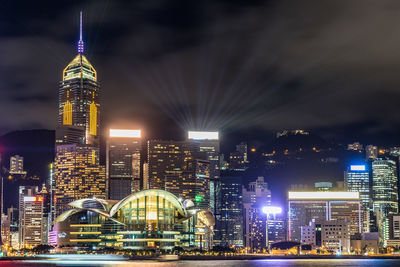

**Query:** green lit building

left=52, top=189, right=215, bottom=251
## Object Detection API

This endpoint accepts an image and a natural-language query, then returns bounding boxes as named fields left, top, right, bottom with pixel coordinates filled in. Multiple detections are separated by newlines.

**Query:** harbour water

left=1, top=259, right=400, bottom=267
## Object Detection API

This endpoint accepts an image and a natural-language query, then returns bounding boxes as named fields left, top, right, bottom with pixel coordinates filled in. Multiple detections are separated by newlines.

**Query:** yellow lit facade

left=54, top=144, right=106, bottom=217
left=147, top=140, right=210, bottom=209
left=63, top=100, right=72, bottom=125
left=58, top=54, right=100, bottom=146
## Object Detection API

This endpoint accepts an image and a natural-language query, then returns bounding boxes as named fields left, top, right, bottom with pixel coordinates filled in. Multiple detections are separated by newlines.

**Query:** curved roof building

left=52, top=189, right=215, bottom=251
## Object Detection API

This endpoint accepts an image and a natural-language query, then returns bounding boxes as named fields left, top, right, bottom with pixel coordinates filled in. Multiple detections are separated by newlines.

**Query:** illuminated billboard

left=109, top=129, right=141, bottom=138
left=350, top=165, right=366, bottom=171
left=262, top=206, right=282, bottom=215
left=188, top=131, right=219, bottom=140
left=288, top=191, right=359, bottom=200
left=24, top=196, right=43, bottom=202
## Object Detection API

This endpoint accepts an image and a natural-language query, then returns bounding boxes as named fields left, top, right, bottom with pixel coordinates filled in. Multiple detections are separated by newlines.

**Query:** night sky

left=2, top=0, right=400, bottom=146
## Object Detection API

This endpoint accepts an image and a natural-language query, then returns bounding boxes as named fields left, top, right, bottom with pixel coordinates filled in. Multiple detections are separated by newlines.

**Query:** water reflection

left=1, top=259, right=400, bottom=267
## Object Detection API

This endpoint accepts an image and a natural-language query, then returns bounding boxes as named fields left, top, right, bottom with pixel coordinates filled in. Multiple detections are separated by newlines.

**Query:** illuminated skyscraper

left=54, top=144, right=105, bottom=217
left=187, top=131, right=220, bottom=215
left=54, top=12, right=105, bottom=218
left=147, top=140, right=210, bottom=208
left=345, top=164, right=370, bottom=232
left=107, top=129, right=142, bottom=200
left=18, top=186, right=42, bottom=248
left=218, top=174, right=244, bottom=247
left=58, top=12, right=100, bottom=147
left=22, top=195, right=43, bottom=248
left=147, top=140, right=191, bottom=190
left=242, top=177, right=272, bottom=249
left=372, top=159, right=398, bottom=229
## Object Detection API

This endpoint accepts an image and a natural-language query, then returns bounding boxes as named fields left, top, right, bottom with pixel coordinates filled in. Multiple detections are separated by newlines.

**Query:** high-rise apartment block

left=107, top=129, right=142, bottom=200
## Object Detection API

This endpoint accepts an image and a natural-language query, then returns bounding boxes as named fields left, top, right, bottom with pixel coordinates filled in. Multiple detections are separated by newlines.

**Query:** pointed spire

left=77, top=11, right=84, bottom=54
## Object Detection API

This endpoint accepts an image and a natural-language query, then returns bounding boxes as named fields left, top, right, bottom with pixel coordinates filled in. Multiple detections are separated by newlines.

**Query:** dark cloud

left=1, top=0, right=400, bottom=144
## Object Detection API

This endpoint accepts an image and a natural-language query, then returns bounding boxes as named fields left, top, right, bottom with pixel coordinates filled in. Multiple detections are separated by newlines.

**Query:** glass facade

left=54, top=189, right=215, bottom=251
left=345, top=165, right=370, bottom=232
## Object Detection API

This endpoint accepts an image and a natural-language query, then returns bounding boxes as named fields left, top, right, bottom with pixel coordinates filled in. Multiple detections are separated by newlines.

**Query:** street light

left=262, top=206, right=282, bottom=253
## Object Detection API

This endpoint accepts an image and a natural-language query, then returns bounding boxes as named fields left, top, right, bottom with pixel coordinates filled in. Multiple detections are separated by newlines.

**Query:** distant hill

left=0, top=129, right=55, bottom=210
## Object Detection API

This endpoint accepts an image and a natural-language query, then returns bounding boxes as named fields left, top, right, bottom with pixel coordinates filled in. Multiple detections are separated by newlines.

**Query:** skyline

left=3, top=1, right=400, bottom=145
left=3, top=3, right=400, bottom=260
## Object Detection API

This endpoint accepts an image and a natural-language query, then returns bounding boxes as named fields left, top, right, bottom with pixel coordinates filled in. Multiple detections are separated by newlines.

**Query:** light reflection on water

left=1, top=259, right=400, bottom=267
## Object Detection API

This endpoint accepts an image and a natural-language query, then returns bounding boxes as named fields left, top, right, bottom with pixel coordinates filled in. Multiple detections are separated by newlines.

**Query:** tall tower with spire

left=54, top=12, right=105, bottom=218
left=57, top=11, right=100, bottom=147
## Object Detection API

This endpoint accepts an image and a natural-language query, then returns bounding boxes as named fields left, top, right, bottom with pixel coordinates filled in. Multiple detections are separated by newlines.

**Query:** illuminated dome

left=52, top=189, right=215, bottom=250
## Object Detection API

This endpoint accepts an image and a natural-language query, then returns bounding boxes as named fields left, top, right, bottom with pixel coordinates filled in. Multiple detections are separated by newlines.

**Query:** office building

left=382, top=214, right=400, bottom=247
left=107, top=129, right=142, bottom=200
left=18, top=186, right=43, bottom=248
left=301, top=219, right=351, bottom=253
left=7, top=207, right=19, bottom=249
left=1, top=213, right=10, bottom=249
left=54, top=144, right=106, bottom=217
left=38, top=184, right=50, bottom=245
left=18, top=186, right=38, bottom=248
left=243, top=177, right=272, bottom=249
left=372, top=159, right=398, bottom=229
left=301, top=220, right=318, bottom=246
left=55, top=125, right=85, bottom=145
left=263, top=206, right=285, bottom=247
left=321, top=221, right=350, bottom=253
left=288, top=191, right=361, bottom=242
left=147, top=140, right=210, bottom=208
left=166, top=158, right=210, bottom=210
left=218, top=175, right=244, bottom=247
left=147, top=140, right=192, bottom=190
left=187, top=131, right=221, bottom=215
left=57, top=12, right=100, bottom=147
left=54, top=12, right=106, bottom=220
left=22, top=196, right=44, bottom=248
left=345, top=164, right=370, bottom=232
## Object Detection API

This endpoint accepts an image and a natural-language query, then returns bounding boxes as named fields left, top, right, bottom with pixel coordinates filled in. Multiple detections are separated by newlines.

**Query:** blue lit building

left=345, top=164, right=370, bottom=232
